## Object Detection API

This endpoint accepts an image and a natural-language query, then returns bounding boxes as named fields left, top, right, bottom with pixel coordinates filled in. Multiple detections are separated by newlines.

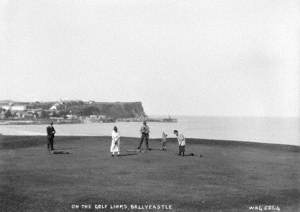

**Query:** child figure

left=161, top=131, right=168, bottom=151
left=173, top=130, right=185, bottom=156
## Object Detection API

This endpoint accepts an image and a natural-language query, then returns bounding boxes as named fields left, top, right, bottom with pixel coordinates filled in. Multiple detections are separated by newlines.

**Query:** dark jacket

left=46, top=126, right=55, bottom=138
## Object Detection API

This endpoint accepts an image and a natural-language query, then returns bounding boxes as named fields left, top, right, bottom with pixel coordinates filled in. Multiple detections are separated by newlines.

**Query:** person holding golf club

left=137, top=121, right=151, bottom=151
left=173, top=130, right=185, bottom=156
left=46, top=121, right=56, bottom=152
left=110, top=126, right=120, bottom=157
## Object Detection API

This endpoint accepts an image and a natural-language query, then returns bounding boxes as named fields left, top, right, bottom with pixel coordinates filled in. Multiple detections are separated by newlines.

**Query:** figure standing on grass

left=173, top=130, right=185, bottom=156
left=161, top=131, right=168, bottom=151
left=111, top=126, right=120, bottom=157
left=137, top=121, right=151, bottom=151
left=46, top=121, right=56, bottom=151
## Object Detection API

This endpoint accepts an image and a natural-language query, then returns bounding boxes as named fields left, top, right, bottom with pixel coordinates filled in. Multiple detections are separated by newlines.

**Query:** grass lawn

left=0, top=135, right=299, bottom=211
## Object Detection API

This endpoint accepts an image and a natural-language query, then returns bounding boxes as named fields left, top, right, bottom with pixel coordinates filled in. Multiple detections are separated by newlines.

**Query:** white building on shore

left=1, top=105, right=27, bottom=111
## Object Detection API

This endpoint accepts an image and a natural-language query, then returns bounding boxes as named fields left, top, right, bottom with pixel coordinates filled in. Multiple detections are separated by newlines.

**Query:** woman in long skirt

left=110, top=126, right=120, bottom=157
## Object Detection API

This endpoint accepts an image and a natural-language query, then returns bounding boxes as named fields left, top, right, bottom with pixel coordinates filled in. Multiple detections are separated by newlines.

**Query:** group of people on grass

left=110, top=121, right=186, bottom=157
left=46, top=121, right=186, bottom=157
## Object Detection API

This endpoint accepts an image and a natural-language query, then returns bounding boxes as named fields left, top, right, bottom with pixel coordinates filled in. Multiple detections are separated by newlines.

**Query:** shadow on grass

left=55, top=147, right=78, bottom=150
left=185, top=153, right=195, bottom=156
left=148, top=148, right=164, bottom=151
left=176, top=153, right=203, bottom=157
left=117, top=153, right=138, bottom=157
left=51, top=150, right=71, bottom=154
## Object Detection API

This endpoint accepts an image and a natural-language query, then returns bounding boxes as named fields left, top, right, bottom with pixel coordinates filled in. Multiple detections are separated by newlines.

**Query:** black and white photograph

left=0, top=0, right=299, bottom=211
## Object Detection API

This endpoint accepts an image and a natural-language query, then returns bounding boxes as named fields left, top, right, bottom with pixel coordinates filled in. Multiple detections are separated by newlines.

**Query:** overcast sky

left=0, top=0, right=299, bottom=116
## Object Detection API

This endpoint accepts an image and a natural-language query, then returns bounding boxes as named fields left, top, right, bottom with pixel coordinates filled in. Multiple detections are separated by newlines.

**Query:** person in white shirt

left=161, top=131, right=168, bottom=151
left=110, top=126, right=120, bottom=157
left=173, top=130, right=186, bottom=156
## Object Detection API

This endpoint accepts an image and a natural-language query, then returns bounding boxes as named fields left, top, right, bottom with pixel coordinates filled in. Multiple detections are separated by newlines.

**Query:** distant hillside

left=0, top=100, right=147, bottom=119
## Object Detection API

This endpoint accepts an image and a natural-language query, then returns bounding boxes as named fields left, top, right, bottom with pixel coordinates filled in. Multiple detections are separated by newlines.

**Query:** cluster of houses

left=0, top=104, right=34, bottom=119
left=0, top=102, right=112, bottom=124
left=0, top=102, right=73, bottom=120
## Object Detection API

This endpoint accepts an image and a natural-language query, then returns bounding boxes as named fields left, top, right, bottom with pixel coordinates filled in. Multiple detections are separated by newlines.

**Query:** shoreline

left=0, top=116, right=299, bottom=146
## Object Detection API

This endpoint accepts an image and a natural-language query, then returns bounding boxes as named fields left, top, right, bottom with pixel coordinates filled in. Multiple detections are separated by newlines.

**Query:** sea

left=0, top=116, right=299, bottom=146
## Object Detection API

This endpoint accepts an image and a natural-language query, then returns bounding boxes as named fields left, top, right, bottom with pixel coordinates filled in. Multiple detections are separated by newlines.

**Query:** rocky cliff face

left=89, top=102, right=146, bottom=118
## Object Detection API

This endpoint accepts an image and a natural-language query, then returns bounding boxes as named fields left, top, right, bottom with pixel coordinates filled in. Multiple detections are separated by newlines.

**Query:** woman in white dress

left=110, top=126, right=120, bottom=157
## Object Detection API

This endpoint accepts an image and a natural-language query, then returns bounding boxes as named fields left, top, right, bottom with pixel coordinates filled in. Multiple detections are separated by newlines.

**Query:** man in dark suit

left=137, top=121, right=151, bottom=151
left=46, top=121, right=56, bottom=151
